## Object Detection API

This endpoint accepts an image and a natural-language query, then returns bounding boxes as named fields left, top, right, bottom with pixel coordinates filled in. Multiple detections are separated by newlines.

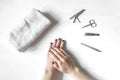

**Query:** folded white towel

left=10, top=9, right=51, bottom=52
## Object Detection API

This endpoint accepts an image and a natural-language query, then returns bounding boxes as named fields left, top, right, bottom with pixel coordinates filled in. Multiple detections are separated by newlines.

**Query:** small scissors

left=82, top=19, right=97, bottom=28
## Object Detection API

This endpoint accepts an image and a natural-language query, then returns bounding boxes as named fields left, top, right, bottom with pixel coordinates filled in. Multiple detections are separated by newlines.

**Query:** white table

left=0, top=0, right=120, bottom=80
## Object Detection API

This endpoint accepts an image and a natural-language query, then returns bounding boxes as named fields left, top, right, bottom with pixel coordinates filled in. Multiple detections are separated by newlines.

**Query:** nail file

left=10, top=9, right=51, bottom=52
left=81, top=43, right=102, bottom=52
left=85, top=33, right=100, bottom=36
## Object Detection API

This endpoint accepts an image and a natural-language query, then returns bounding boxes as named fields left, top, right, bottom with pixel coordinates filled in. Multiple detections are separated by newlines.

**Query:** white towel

left=10, top=9, right=51, bottom=52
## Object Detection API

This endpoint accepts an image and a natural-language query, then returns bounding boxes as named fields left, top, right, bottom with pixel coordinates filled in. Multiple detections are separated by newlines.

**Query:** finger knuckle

left=62, top=57, right=68, bottom=63
left=58, top=60, right=62, bottom=65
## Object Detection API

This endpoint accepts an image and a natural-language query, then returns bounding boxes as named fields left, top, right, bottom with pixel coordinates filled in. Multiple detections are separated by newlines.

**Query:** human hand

left=49, top=39, right=77, bottom=75
left=47, top=39, right=92, bottom=80
left=46, top=38, right=65, bottom=72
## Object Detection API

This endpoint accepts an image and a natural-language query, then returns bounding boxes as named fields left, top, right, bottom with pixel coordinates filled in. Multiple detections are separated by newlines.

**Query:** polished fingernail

left=52, top=62, right=54, bottom=64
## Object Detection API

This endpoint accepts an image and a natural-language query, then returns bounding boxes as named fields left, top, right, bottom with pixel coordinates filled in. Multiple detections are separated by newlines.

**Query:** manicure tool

left=82, top=19, right=97, bottom=28
left=85, top=33, right=100, bottom=36
left=81, top=43, right=102, bottom=52
left=69, top=9, right=86, bottom=23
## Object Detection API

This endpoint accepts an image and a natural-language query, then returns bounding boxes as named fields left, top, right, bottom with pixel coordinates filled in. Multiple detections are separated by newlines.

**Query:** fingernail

left=55, top=39, right=57, bottom=41
left=52, top=62, right=54, bottom=64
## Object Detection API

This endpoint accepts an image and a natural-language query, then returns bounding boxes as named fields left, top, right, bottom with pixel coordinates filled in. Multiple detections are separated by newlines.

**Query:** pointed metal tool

left=81, top=43, right=102, bottom=52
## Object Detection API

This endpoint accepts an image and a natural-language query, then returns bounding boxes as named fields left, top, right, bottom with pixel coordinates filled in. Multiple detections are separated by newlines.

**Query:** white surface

left=0, top=0, right=120, bottom=80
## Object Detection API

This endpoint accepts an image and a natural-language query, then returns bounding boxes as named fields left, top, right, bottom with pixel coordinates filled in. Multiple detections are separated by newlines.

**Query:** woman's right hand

left=49, top=39, right=77, bottom=75
left=49, top=39, right=92, bottom=80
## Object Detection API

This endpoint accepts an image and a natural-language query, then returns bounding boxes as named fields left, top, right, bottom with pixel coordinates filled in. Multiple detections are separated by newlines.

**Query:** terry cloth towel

left=10, top=9, right=51, bottom=52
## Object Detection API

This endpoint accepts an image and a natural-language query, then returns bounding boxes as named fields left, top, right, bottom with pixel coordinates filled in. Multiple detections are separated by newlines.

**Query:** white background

left=0, top=0, right=120, bottom=80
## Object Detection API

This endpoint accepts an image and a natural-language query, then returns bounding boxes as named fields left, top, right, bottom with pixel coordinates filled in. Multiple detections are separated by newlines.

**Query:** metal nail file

left=85, top=33, right=100, bottom=36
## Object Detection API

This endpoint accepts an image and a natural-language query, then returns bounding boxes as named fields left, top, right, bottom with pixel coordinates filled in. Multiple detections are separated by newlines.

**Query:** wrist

left=69, top=66, right=80, bottom=77
left=69, top=66, right=92, bottom=80
left=43, top=68, right=53, bottom=80
left=45, top=67, right=56, bottom=75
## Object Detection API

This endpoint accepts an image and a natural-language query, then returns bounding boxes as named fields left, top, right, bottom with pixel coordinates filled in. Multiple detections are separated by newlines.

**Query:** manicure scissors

left=82, top=19, right=97, bottom=28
